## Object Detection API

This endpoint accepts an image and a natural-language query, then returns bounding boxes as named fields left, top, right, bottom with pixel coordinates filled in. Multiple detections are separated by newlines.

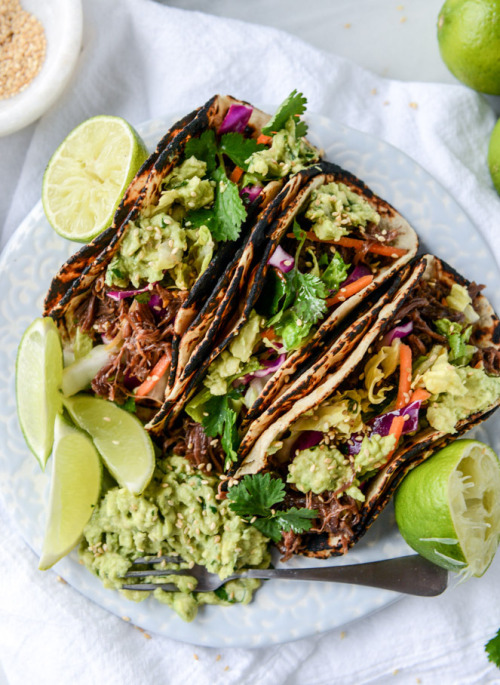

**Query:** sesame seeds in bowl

left=0, top=0, right=83, bottom=137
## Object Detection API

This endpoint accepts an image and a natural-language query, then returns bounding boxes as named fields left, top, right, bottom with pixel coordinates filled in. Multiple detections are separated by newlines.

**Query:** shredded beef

left=277, top=487, right=361, bottom=560
left=73, top=280, right=188, bottom=404
left=163, top=419, right=225, bottom=474
left=468, top=281, right=485, bottom=305
left=472, top=346, right=500, bottom=375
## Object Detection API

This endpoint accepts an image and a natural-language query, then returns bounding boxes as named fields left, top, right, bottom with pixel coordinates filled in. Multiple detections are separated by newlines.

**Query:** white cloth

left=1, top=1, right=500, bottom=683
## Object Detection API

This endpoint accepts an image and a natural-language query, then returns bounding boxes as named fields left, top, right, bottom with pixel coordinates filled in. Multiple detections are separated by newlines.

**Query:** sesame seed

left=103, top=416, right=111, bottom=422
left=210, top=522, right=216, bottom=530
left=112, top=440, right=120, bottom=446
left=250, top=516, right=257, bottom=523
left=216, top=655, right=222, bottom=662
left=122, top=616, right=131, bottom=622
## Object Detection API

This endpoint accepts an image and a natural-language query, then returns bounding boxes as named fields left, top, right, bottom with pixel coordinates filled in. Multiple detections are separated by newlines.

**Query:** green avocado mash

left=80, top=455, right=270, bottom=622
left=202, top=310, right=263, bottom=396
left=246, top=117, right=319, bottom=181
left=424, top=363, right=500, bottom=434
left=287, top=433, right=395, bottom=500
left=305, top=182, right=380, bottom=242
left=106, top=156, right=215, bottom=290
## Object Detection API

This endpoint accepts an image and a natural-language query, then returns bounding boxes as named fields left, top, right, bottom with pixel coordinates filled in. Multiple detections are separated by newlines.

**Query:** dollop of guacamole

left=106, top=156, right=215, bottom=290
left=80, top=455, right=270, bottom=622
left=424, top=364, right=500, bottom=434
left=287, top=433, right=395, bottom=499
left=202, top=310, right=263, bottom=396
left=246, top=117, right=319, bottom=180
left=305, top=181, right=380, bottom=241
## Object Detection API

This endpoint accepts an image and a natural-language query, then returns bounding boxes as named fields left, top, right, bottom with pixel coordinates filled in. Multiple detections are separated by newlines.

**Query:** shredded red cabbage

left=107, top=285, right=152, bottom=301
left=251, top=353, right=287, bottom=378
left=267, top=245, right=295, bottom=273
left=291, top=431, right=323, bottom=459
left=347, top=400, right=422, bottom=455
left=240, top=185, right=262, bottom=202
left=381, top=321, right=414, bottom=346
left=339, top=264, right=372, bottom=290
left=219, top=104, right=253, bottom=134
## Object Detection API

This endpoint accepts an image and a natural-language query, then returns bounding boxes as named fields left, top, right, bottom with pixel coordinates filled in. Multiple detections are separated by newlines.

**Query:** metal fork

left=122, top=554, right=448, bottom=597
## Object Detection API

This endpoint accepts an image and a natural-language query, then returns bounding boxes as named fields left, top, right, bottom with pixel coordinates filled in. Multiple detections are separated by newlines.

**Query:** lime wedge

left=63, top=394, right=155, bottom=495
left=39, top=415, right=102, bottom=570
left=395, top=439, right=500, bottom=577
left=16, top=317, right=63, bottom=468
left=42, top=115, right=149, bottom=242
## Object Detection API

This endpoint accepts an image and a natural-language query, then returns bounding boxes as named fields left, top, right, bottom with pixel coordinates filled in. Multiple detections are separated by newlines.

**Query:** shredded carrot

left=256, top=133, right=272, bottom=145
left=385, top=414, right=406, bottom=462
left=261, top=327, right=277, bottom=342
left=229, top=166, right=244, bottom=183
left=395, top=343, right=412, bottom=410
left=326, top=275, right=374, bottom=307
left=134, top=353, right=171, bottom=397
left=300, top=231, right=408, bottom=258
left=409, top=387, right=431, bottom=404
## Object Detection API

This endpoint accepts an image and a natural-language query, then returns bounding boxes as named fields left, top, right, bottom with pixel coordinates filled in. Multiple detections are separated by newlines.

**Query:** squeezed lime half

left=42, top=115, right=148, bottom=242
left=395, top=439, right=500, bottom=577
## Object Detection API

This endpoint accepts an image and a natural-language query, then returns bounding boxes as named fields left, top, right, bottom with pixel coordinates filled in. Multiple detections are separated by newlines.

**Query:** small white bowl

left=0, top=0, right=83, bottom=137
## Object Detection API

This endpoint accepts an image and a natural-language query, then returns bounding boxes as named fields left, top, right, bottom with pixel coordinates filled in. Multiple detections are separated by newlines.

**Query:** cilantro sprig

left=200, top=389, right=241, bottom=469
left=261, top=90, right=308, bottom=137
left=227, top=473, right=318, bottom=542
left=486, top=628, right=500, bottom=669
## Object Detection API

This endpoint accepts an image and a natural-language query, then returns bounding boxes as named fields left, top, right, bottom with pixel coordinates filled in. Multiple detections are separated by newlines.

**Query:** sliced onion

left=107, top=284, right=152, bottom=301
left=291, top=431, right=323, bottom=459
left=339, top=264, right=372, bottom=290
left=219, top=104, right=253, bottom=134
left=268, top=245, right=294, bottom=273
left=381, top=321, right=413, bottom=346
left=240, top=185, right=263, bottom=202
left=148, top=293, right=168, bottom=321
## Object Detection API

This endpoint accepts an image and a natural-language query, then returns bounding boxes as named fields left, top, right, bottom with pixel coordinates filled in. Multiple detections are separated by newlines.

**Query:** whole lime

left=488, top=118, right=500, bottom=194
left=437, top=0, right=500, bottom=95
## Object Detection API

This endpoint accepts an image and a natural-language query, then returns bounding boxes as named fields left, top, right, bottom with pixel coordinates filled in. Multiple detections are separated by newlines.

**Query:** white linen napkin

left=1, top=0, right=500, bottom=683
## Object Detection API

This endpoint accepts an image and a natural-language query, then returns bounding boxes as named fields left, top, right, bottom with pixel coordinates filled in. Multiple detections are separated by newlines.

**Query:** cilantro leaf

left=486, top=628, right=500, bottom=668
left=200, top=391, right=241, bottom=468
left=119, top=397, right=136, bottom=414
left=292, top=271, right=328, bottom=324
left=322, top=253, right=350, bottom=292
left=434, top=318, right=475, bottom=366
left=262, top=90, right=308, bottom=136
left=184, top=129, right=217, bottom=173
left=185, top=207, right=217, bottom=233
left=227, top=473, right=285, bottom=518
left=227, top=474, right=317, bottom=543
left=220, top=133, right=265, bottom=170
left=275, top=507, right=317, bottom=534
left=292, top=218, right=307, bottom=242
left=251, top=516, right=283, bottom=543
left=212, top=167, right=247, bottom=242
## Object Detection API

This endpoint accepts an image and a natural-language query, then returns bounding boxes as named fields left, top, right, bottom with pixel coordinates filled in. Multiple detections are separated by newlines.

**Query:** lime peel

left=395, top=439, right=500, bottom=578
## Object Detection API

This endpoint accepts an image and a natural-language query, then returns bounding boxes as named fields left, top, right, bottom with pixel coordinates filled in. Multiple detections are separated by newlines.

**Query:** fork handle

left=243, top=555, right=448, bottom=597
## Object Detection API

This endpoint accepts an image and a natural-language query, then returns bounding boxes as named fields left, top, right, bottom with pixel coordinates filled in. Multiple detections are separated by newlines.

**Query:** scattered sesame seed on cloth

left=0, top=0, right=46, bottom=99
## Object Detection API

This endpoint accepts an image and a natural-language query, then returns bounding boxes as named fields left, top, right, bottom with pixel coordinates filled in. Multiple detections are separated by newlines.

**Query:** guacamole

left=287, top=434, right=395, bottom=500
left=80, top=455, right=270, bottom=622
left=245, top=116, right=319, bottom=181
left=305, top=181, right=380, bottom=242
left=106, top=156, right=215, bottom=290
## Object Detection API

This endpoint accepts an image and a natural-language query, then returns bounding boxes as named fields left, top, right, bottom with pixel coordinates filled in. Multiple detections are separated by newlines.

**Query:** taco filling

left=233, top=263, right=500, bottom=559
left=59, top=93, right=319, bottom=415
left=167, top=177, right=413, bottom=473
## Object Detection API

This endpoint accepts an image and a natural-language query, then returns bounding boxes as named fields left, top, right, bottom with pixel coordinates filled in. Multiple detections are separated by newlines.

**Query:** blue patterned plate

left=0, top=113, right=498, bottom=648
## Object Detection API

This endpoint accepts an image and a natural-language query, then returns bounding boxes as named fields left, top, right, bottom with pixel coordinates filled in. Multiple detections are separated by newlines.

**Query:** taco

left=149, top=165, right=419, bottom=473
left=232, top=254, right=500, bottom=559
left=43, top=92, right=320, bottom=417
